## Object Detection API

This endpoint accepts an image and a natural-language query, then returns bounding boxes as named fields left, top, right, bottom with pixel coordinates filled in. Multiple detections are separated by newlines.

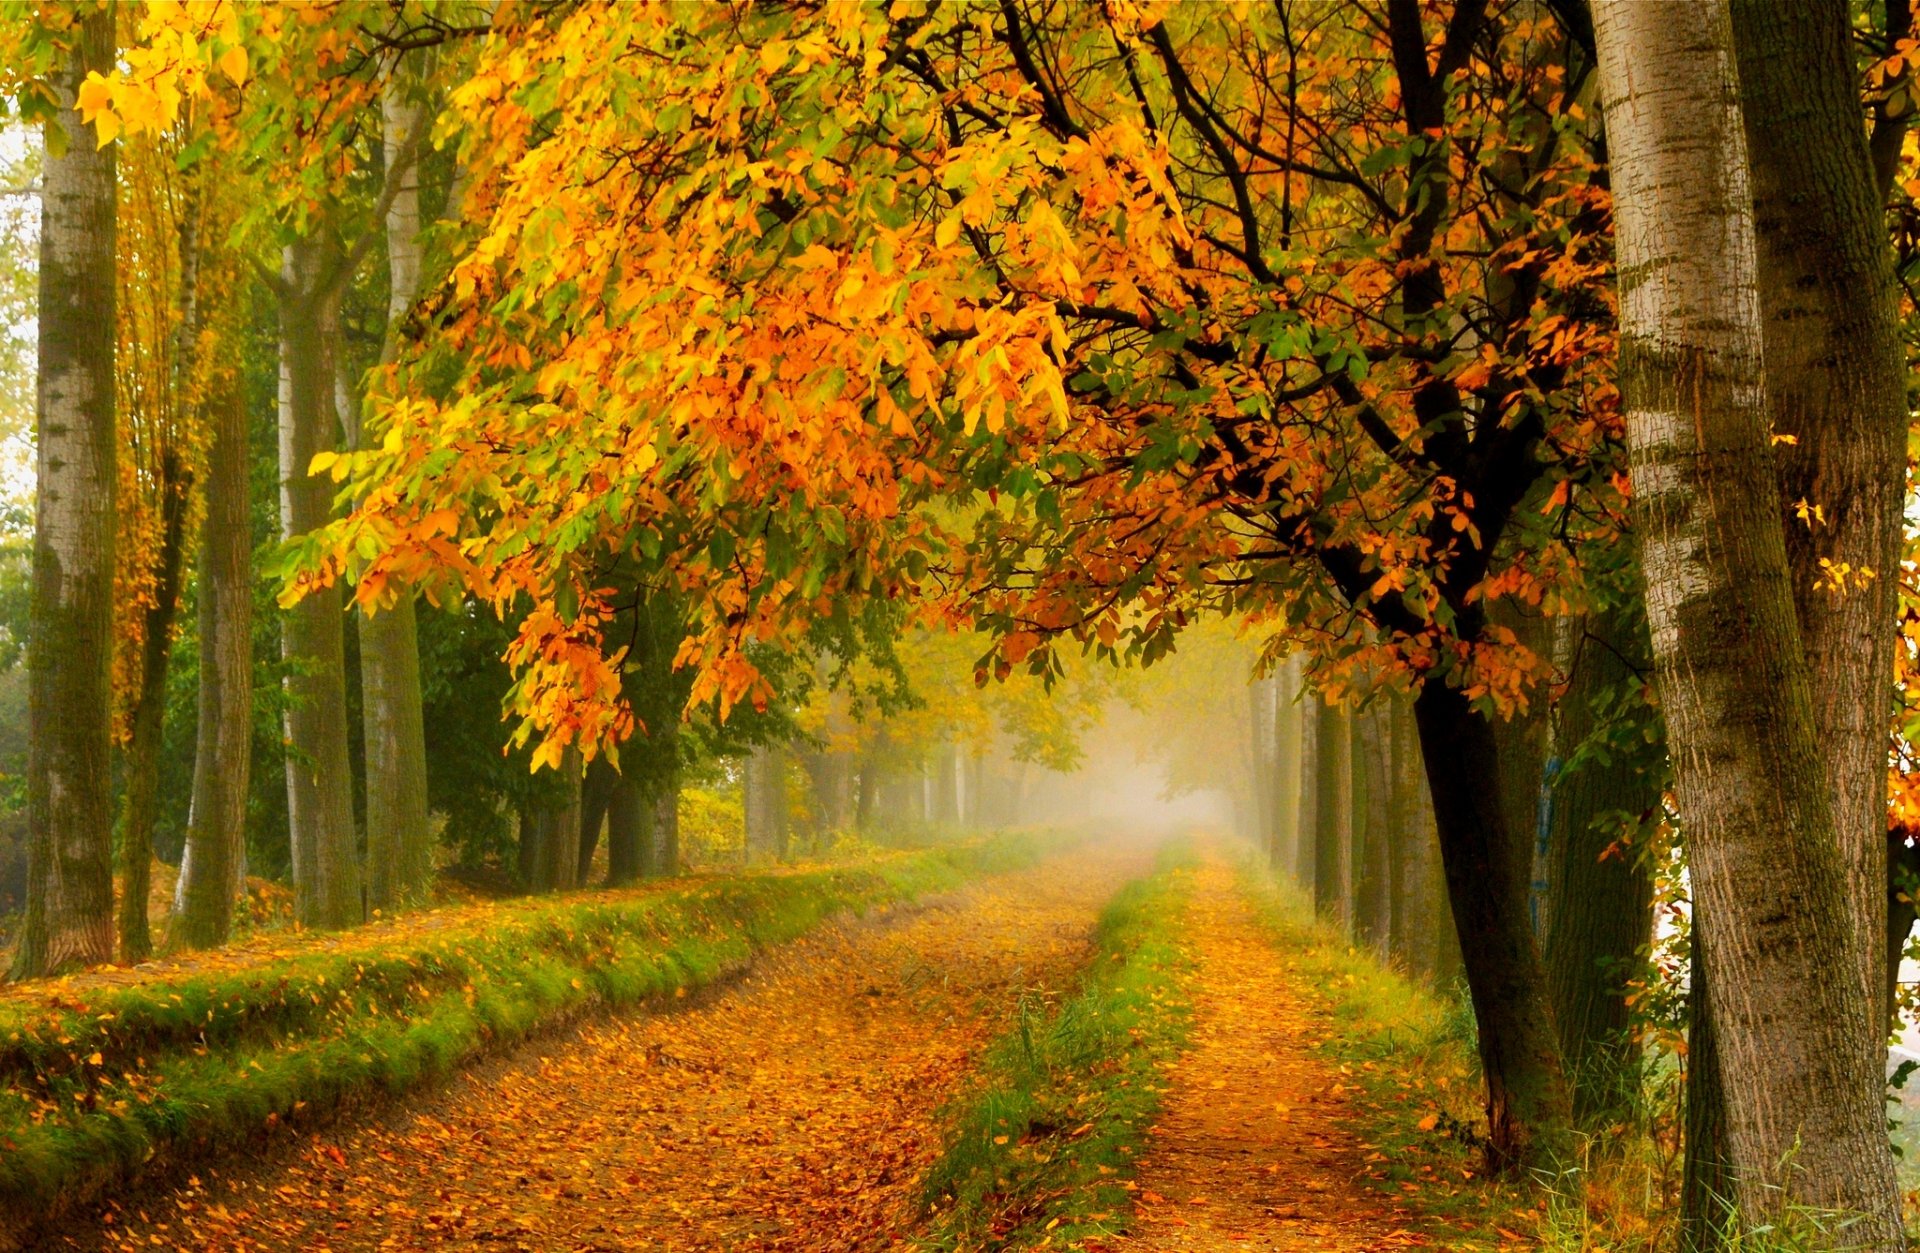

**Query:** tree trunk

left=543, top=753, right=583, bottom=892
left=1595, top=4, right=1904, bottom=1235
left=578, top=756, right=617, bottom=882
left=116, top=451, right=189, bottom=962
left=278, top=240, right=363, bottom=930
left=744, top=745, right=789, bottom=861
left=1544, top=605, right=1660, bottom=1129
left=174, top=382, right=252, bottom=949
left=653, top=771, right=680, bottom=877
left=1271, top=655, right=1304, bottom=873
left=1682, top=926, right=1737, bottom=1252
left=1489, top=605, right=1551, bottom=943
left=15, top=6, right=117, bottom=978
left=1352, top=703, right=1392, bottom=953
left=1731, top=0, right=1910, bottom=1045
left=353, top=68, right=432, bottom=915
left=1312, top=701, right=1350, bottom=929
left=1293, top=687, right=1319, bottom=893
left=1387, top=690, right=1457, bottom=981
left=1248, top=672, right=1276, bottom=852
left=855, top=749, right=880, bottom=832
left=516, top=806, right=545, bottom=890
left=1413, top=682, right=1571, bottom=1173
left=605, top=771, right=646, bottom=885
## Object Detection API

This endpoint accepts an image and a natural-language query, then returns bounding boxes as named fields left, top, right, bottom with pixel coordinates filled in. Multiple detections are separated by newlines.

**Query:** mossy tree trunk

left=277, top=238, right=363, bottom=930
left=174, top=381, right=252, bottom=949
left=1544, top=605, right=1660, bottom=1129
left=354, top=65, right=431, bottom=914
left=115, top=449, right=189, bottom=962
left=15, top=5, right=118, bottom=979
left=1596, top=4, right=1904, bottom=1237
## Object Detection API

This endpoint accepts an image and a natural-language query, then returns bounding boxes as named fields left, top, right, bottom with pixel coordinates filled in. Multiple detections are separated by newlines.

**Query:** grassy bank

left=1233, top=854, right=1702, bottom=1251
left=916, top=843, right=1196, bottom=1251
left=0, top=832, right=1045, bottom=1236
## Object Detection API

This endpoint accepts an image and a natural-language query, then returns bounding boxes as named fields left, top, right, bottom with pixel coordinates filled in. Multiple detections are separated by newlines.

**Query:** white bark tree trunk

left=1594, top=2, right=1904, bottom=1238
left=15, top=5, right=117, bottom=978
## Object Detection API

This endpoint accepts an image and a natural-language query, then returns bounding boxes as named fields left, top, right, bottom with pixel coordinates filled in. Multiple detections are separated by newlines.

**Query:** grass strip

left=916, top=841, right=1196, bottom=1251
left=0, top=831, right=1047, bottom=1233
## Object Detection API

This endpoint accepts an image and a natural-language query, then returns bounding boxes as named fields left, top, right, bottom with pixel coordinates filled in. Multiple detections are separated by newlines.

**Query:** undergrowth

left=916, top=841, right=1196, bottom=1251
left=0, top=830, right=1046, bottom=1234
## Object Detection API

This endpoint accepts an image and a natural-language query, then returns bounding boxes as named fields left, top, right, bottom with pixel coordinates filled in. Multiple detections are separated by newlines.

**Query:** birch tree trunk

left=15, top=6, right=117, bottom=978
left=1595, top=3, right=1903, bottom=1236
left=174, top=385, right=252, bottom=948
left=278, top=239, right=363, bottom=930
left=355, top=66, right=432, bottom=912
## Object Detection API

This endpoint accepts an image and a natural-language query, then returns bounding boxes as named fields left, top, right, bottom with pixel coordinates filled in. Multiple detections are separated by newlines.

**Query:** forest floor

left=42, top=838, right=1478, bottom=1253
left=1112, top=856, right=1423, bottom=1251
left=51, top=842, right=1152, bottom=1252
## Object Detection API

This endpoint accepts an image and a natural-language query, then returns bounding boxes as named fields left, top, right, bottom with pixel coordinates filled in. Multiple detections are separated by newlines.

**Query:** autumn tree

left=311, top=0, right=1627, bottom=1171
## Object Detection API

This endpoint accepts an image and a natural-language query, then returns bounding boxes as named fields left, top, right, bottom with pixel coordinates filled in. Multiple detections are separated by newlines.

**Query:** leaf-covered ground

left=1111, top=854, right=1420, bottom=1251
left=51, top=846, right=1149, bottom=1252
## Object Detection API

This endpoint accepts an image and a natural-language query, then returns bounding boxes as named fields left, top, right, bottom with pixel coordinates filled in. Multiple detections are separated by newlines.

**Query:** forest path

left=57, top=842, right=1152, bottom=1253
left=1115, top=852, right=1419, bottom=1251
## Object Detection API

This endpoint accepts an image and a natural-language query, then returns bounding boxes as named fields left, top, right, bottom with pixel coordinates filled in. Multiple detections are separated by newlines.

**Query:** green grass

left=916, top=842, right=1197, bottom=1251
left=0, top=831, right=1048, bottom=1230
left=1230, top=855, right=1523, bottom=1249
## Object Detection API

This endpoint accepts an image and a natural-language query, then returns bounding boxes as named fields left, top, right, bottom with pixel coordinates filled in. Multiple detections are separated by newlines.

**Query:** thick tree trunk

left=1596, top=4, right=1903, bottom=1236
left=1312, top=701, right=1350, bottom=929
left=354, top=71, right=432, bottom=914
left=1413, top=681, right=1572, bottom=1173
left=1731, top=0, right=1910, bottom=1044
left=278, top=241, right=363, bottom=930
left=16, top=7, right=117, bottom=979
left=175, top=383, right=252, bottom=949
left=1544, top=606, right=1660, bottom=1128
left=116, top=452, right=189, bottom=962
